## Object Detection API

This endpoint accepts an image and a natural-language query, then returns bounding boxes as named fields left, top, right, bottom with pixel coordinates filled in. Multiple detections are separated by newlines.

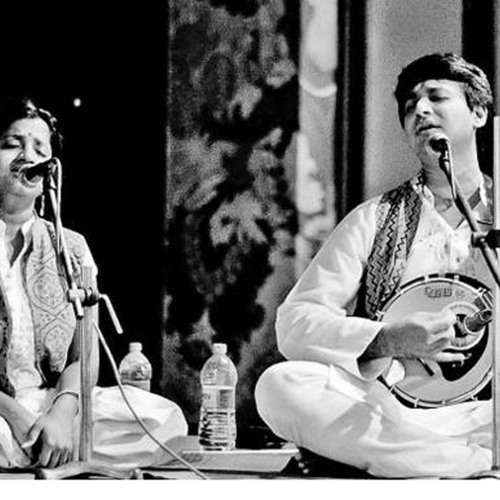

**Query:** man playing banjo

left=255, top=53, right=496, bottom=478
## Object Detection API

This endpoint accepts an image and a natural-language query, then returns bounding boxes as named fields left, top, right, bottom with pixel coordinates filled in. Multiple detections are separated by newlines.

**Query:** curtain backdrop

left=163, top=0, right=339, bottom=439
left=164, top=0, right=301, bottom=435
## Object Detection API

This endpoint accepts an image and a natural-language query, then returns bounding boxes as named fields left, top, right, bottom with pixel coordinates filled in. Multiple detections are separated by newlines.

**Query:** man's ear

left=472, top=105, right=488, bottom=129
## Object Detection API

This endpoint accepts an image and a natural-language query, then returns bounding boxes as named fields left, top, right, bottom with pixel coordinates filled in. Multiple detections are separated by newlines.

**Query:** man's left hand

left=24, top=410, right=75, bottom=468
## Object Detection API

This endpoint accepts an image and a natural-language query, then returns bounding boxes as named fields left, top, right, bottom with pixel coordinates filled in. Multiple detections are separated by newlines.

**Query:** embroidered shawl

left=363, top=172, right=424, bottom=319
left=0, top=218, right=89, bottom=396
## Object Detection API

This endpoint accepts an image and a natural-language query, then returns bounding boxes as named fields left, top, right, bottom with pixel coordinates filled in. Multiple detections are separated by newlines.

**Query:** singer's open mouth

left=9, top=165, right=40, bottom=187
left=10, top=169, right=28, bottom=180
left=10, top=162, right=29, bottom=174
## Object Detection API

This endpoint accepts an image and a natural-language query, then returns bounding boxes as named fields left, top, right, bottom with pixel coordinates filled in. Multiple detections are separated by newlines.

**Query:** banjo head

left=378, top=274, right=492, bottom=408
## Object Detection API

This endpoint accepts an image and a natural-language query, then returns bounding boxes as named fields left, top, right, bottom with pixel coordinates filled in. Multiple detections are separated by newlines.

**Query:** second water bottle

left=198, top=343, right=238, bottom=451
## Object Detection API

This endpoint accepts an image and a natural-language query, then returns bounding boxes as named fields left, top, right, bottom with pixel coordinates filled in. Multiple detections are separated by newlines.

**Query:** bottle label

left=201, top=385, right=235, bottom=410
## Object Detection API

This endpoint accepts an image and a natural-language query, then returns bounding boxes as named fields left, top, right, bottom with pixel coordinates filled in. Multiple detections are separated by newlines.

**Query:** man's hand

left=24, top=396, right=77, bottom=468
left=363, top=310, right=463, bottom=363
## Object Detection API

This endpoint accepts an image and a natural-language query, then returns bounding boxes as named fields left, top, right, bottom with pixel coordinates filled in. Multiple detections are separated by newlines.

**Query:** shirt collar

left=416, top=170, right=487, bottom=208
left=0, top=215, right=36, bottom=239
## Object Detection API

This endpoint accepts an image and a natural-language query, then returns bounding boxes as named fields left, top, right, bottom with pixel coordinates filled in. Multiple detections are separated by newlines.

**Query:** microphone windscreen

left=429, top=135, right=450, bottom=153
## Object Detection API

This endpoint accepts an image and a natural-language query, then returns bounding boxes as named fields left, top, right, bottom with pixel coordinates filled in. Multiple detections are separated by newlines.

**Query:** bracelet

left=51, top=390, right=79, bottom=408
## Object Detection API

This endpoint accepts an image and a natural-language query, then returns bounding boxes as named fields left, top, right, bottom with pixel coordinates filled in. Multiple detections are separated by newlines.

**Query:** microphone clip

left=472, top=229, right=500, bottom=249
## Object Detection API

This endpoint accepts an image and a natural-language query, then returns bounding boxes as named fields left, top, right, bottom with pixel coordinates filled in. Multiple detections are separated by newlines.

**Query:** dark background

left=0, top=2, right=168, bottom=385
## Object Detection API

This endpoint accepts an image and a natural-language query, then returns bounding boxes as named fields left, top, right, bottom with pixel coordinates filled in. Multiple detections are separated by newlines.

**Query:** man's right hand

left=362, top=310, right=464, bottom=363
left=379, top=310, right=464, bottom=363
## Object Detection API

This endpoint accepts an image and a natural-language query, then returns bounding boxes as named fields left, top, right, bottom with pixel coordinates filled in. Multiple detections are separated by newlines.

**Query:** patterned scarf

left=363, top=171, right=425, bottom=319
left=0, top=217, right=88, bottom=396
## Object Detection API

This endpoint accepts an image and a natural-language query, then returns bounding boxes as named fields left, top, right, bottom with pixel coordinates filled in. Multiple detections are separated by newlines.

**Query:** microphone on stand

left=430, top=133, right=456, bottom=199
left=19, top=158, right=57, bottom=185
left=455, top=308, right=493, bottom=338
left=429, top=134, right=451, bottom=155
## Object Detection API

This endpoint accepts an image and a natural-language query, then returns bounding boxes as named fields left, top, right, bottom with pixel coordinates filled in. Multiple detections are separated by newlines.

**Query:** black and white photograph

left=1, top=0, right=500, bottom=496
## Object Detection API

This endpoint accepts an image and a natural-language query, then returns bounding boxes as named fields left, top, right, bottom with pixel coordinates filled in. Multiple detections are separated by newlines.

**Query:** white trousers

left=0, top=385, right=188, bottom=469
left=255, top=361, right=493, bottom=478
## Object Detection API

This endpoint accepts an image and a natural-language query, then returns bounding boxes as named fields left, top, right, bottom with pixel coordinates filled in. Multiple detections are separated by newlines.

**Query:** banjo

left=377, top=273, right=493, bottom=408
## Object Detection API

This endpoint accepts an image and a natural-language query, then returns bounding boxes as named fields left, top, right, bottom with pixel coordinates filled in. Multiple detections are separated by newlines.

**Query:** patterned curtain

left=164, top=0, right=300, bottom=433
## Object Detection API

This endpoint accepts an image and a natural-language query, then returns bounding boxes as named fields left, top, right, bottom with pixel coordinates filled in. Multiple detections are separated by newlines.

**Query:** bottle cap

left=212, top=343, right=227, bottom=354
left=129, top=342, right=143, bottom=352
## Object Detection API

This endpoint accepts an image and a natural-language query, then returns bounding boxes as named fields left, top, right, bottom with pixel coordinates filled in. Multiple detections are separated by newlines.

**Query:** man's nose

left=18, top=144, right=37, bottom=163
left=414, top=97, right=433, bottom=117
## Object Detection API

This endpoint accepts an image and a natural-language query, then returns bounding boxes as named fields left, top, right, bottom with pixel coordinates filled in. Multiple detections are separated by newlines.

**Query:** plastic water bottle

left=118, top=342, right=152, bottom=392
left=198, top=343, right=238, bottom=450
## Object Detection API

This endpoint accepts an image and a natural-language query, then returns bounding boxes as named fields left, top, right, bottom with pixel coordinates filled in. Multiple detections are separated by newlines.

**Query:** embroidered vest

left=0, top=218, right=89, bottom=396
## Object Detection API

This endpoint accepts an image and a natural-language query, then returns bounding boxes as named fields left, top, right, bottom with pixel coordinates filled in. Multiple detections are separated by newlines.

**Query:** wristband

left=51, top=389, right=79, bottom=409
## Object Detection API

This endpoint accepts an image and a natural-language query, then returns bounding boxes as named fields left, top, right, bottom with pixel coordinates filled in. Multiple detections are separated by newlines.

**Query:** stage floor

left=0, top=435, right=375, bottom=480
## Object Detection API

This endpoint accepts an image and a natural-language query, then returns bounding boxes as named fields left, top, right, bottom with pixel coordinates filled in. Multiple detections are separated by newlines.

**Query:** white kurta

left=0, top=219, right=188, bottom=469
left=255, top=178, right=495, bottom=478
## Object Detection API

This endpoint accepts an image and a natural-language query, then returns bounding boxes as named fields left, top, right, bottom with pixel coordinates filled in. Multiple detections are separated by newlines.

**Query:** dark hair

left=0, top=95, right=62, bottom=156
left=394, top=53, right=493, bottom=126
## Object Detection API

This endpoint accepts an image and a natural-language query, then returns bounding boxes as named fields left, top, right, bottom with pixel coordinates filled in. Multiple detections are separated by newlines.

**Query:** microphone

left=19, top=158, right=57, bottom=185
left=429, top=134, right=451, bottom=154
left=455, top=308, right=493, bottom=337
left=464, top=308, right=493, bottom=333
left=431, top=133, right=455, bottom=198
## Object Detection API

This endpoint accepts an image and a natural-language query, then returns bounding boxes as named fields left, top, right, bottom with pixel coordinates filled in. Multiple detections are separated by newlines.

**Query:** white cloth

left=256, top=361, right=491, bottom=478
left=255, top=179, right=495, bottom=477
left=0, top=218, right=43, bottom=393
left=0, top=385, right=188, bottom=468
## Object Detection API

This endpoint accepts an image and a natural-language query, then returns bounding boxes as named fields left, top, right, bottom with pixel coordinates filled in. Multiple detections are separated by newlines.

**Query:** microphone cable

left=94, top=322, right=210, bottom=480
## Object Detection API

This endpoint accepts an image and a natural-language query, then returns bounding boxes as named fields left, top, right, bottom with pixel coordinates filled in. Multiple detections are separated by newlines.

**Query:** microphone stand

left=33, top=162, right=143, bottom=480
left=437, top=121, right=500, bottom=478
